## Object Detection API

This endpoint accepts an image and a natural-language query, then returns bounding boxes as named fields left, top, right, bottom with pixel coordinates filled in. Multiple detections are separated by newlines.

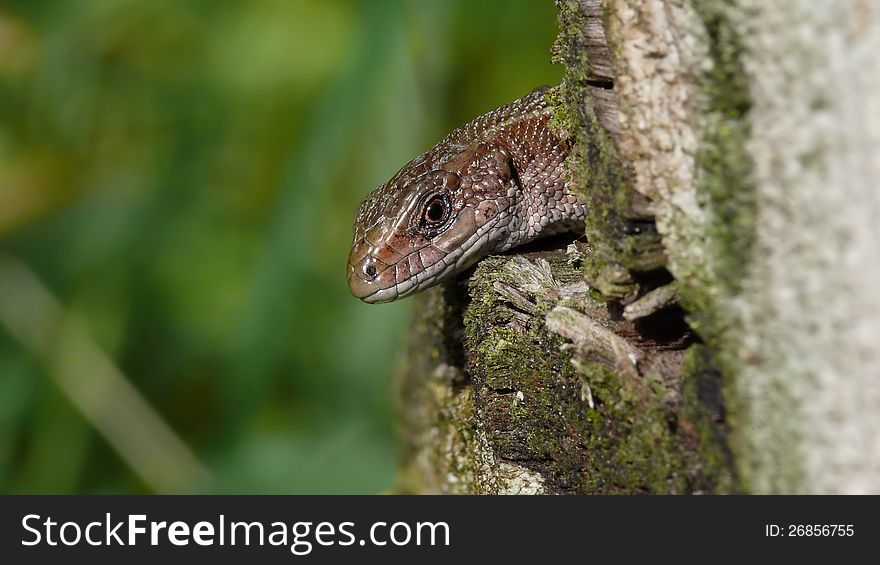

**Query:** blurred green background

left=0, top=0, right=560, bottom=493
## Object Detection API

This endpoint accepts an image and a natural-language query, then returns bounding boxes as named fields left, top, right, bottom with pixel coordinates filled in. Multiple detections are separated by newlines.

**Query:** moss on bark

left=552, top=0, right=666, bottom=301
left=397, top=247, right=732, bottom=493
left=394, top=0, right=742, bottom=495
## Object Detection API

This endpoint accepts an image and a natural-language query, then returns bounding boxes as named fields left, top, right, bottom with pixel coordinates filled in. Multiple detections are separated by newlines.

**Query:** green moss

left=394, top=285, right=490, bottom=494
left=681, top=1, right=757, bottom=490
left=551, top=0, right=665, bottom=302
left=582, top=364, right=673, bottom=491
left=679, top=345, right=736, bottom=491
left=681, top=0, right=755, bottom=330
left=458, top=252, right=733, bottom=493
left=544, top=86, right=575, bottom=137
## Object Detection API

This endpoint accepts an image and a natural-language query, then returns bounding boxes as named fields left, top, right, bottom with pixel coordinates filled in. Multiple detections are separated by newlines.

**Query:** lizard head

left=347, top=143, right=516, bottom=303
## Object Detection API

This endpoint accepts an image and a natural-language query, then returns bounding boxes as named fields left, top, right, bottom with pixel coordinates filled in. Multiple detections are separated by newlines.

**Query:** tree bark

left=396, top=0, right=880, bottom=494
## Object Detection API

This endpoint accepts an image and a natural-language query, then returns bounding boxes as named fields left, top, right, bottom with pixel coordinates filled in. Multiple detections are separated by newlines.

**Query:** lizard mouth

left=347, top=266, right=399, bottom=303
left=347, top=251, right=437, bottom=304
left=347, top=233, right=404, bottom=303
left=349, top=269, right=441, bottom=304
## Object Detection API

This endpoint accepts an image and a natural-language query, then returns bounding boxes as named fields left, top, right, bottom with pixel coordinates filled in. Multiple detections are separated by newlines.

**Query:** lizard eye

left=424, top=197, right=447, bottom=224
left=421, top=194, right=450, bottom=227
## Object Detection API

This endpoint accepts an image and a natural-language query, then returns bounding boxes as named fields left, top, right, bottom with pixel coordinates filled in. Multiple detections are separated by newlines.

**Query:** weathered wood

left=396, top=0, right=880, bottom=494
left=396, top=245, right=731, bottom=494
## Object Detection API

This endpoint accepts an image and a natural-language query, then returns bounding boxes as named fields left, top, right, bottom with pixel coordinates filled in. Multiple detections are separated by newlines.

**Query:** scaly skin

left=347, top=88, right=586, bottom=303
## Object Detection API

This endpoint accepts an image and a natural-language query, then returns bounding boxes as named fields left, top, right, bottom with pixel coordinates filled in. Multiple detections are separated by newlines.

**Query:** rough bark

left=723, top=1, right=880, bottom=494
left=396, top=0, right=880, bottom=494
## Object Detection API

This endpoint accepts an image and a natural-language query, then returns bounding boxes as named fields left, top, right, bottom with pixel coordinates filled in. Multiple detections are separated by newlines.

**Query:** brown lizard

left=347, top=87, right=585, bottom=303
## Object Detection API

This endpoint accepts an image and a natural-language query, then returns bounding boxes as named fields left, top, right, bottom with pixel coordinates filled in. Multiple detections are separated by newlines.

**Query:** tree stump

left=396, top=0, right=880, bottom=494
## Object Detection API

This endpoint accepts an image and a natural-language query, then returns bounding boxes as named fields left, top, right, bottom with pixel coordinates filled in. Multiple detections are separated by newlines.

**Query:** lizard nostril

left=363, top=264, right=378, bottom=280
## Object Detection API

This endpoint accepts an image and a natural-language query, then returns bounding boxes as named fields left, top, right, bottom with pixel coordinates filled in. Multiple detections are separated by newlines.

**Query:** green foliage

left=0, top=0, right=560, bottom=493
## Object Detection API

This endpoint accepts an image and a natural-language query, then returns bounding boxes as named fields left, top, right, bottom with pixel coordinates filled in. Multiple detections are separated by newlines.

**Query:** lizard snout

left=347, top=235, right=401, bottom=303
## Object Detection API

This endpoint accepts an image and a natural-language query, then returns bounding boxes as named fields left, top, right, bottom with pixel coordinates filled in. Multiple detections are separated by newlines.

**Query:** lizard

left=347, top=87, right=586, bottom=303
